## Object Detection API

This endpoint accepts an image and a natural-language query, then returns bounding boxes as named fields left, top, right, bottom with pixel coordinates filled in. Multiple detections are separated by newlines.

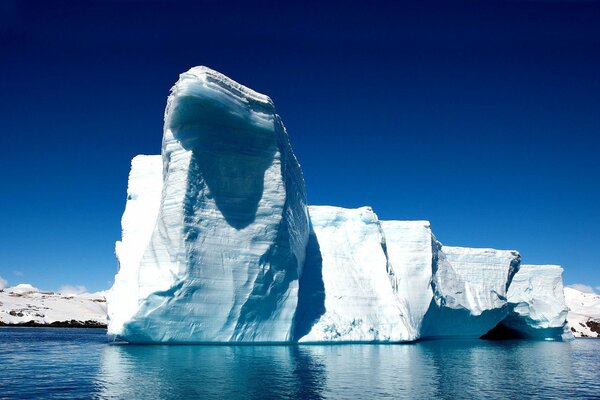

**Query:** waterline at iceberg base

left=107, top=67, right=571, bottom=344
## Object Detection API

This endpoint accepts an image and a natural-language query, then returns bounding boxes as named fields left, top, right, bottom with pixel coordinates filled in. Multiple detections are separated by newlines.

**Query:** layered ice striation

left=109, top=67, right=309, bottom=343
left=108, top=66, right=573, bottom=343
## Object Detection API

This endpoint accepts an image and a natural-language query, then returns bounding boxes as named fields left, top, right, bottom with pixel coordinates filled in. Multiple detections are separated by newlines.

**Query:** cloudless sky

left=1, top=0, right=599, bottom=293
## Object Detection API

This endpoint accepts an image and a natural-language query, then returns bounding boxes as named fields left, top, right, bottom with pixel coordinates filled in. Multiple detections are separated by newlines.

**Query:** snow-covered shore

left=565, top=287, right=600, bottom=338
left=0, top=284, right=107, bottom=328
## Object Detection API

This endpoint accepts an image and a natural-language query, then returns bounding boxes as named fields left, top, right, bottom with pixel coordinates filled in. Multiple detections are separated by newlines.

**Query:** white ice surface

left=299, top=206, right=413, bottom=342
left=442, top=246, right=520, bottom=315
left=380, top=220, right=434, bottom=335
left=506, top=265, right=569, bottom=337
left=421, top=246, right=520, bottom=338
left=108, top=155, right=163, bottom=334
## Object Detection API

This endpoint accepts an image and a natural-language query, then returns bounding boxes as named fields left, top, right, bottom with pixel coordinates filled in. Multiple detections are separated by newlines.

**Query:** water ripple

left=1, top=328, right=599, bottom=399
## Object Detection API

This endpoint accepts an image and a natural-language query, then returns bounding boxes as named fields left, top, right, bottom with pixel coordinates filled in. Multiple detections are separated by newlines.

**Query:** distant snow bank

left=0, top=285, right=107, bottom=328
left=565, top=287, right=600, bottom=338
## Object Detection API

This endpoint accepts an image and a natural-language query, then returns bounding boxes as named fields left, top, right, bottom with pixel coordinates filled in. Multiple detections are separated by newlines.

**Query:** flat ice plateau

left=107, top=66, right=576, bottom=343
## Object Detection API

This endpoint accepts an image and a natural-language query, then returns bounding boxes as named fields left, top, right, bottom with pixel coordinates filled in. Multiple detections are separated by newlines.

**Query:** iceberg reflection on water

left=96, top=340, right=583, bottom=399
left=1, top=328, right=595, bottom=399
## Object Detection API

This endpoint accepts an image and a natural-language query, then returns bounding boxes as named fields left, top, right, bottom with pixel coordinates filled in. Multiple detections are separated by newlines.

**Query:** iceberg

left=107, top=66, right=573, bottom=343
left=108, top=67, right=309, bottom=343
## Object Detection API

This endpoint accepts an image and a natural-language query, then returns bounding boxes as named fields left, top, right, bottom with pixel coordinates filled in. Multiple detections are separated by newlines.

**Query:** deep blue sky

left=1, top=0, right=599, bottom=293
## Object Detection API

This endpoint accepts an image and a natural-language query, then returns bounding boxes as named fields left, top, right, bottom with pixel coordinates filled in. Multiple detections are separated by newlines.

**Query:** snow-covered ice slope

left=298, top=206, right=413, bottom=342
left=109, top=66, right=309, bottom=343
left=565, top=287, right=600, bottom=338
left=421, top=246, right=521, bottom=338
left=491, top=265, right=570, bottom=339
left=0, top=285, right=107, bottom=327
left=380, top=221, right=434, bottom=335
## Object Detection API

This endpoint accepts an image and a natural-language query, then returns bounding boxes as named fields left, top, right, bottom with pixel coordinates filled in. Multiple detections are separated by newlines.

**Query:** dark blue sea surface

left=1, top=328, right=599, bottom=399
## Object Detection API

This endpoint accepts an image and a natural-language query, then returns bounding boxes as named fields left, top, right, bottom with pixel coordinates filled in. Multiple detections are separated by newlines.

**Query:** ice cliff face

left=108, top=66, right=573, bottom=343
left=109, top=155, right=162, bottom=334
left=507, top=265, right=570, bottom=338
left=421, top=246, right=521, bottom=338
left=108, top=67, right=309, bottom=343
left=299, top=206, right=413, bottom=342
left=379, top=221, right=435, bottom=335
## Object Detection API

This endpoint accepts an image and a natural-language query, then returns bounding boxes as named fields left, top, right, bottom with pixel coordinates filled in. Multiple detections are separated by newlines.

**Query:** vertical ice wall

left=485, top=264, right=571, bottom=339
left=109, top=67, right=309, bottom=343
left=299, top=206, right=413, bottom=342
left=108, top=155, right=163, bottom=334
left=380, top=221, right=435, bottom=335
left=422, top=246, right=521, bottom=338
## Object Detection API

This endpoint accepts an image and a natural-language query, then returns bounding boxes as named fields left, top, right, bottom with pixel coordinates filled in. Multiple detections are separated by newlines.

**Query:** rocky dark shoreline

left=0, top=320, right=107, bottom=329
left=580, top=320, right=600, bottom=337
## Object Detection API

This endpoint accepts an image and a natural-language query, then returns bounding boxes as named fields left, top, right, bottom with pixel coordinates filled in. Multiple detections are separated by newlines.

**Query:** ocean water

left=1, top=328, right=599, bottom=399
